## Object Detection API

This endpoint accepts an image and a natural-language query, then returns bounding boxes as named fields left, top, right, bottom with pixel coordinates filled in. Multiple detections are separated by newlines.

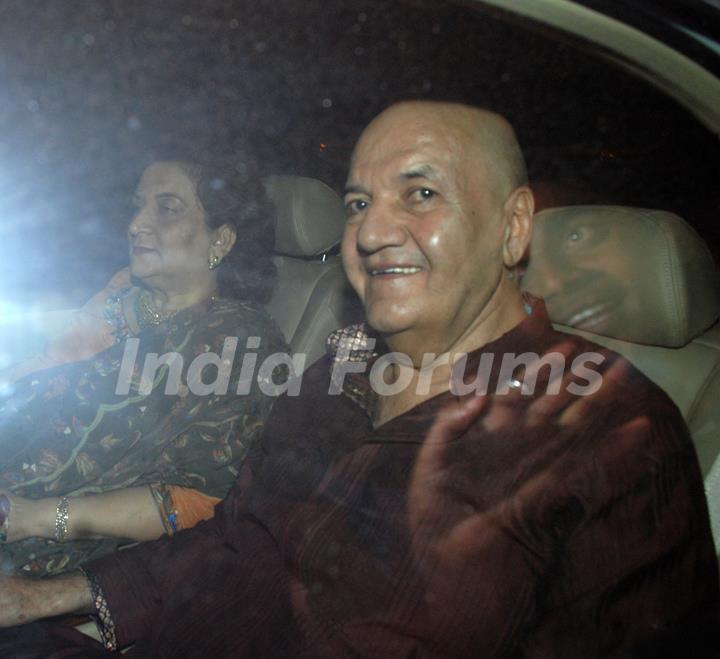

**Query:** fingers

left=517, top=344, right=618, bottom=430
left=107, top=267, right=132, bottom=291
left=492, top=341, right=580, bottom=429
left=559, top=357, right=630, bottom=427
left=521, top=340, right=577, bottom=390
left=413, top=395, right=488, bottom=489
left=476, top=344, right=574, bottom=431
left=524, top=345, right=584, bottom=426
left=435, top=415, right=653, bottom=561
left=510, top=414, right=652, bottom=512
left=408, top=395, right=488, bottom=531
left=427, top=395, right=488, bottom=444
left=80, top=268, right=132, bottom=321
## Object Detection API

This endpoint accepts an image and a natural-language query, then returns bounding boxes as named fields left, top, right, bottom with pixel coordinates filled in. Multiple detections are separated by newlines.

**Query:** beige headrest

left=522, top=206, right=720, bottom=348
left=263, top=175, right=345, bottom=258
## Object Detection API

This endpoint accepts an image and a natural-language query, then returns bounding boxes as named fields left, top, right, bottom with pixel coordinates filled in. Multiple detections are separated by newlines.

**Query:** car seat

left=263, top=175, right=362, bottom=372
left=522, top=205, right=720, bottom=553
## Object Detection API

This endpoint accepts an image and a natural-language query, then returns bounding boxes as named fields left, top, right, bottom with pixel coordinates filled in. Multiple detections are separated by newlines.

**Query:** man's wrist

left=38, top=573, right=95, bottom=619
left=0, top=573, right=93, bottom=629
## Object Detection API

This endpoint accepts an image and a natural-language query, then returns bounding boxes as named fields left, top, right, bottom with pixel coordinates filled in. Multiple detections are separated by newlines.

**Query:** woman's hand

left=44, top=268, right=135, bottom=364
left=2, top=488, right=167, bottom=544
left=79, top=267, right=133, bottom=320
left=0, top=491, right=55, bottom=543
left=1, top=486, right=169, bottom=543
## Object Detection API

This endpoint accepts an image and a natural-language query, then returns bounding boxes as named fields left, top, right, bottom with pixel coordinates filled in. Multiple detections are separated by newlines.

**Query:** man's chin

left=365, top=311, right=417, bottom=339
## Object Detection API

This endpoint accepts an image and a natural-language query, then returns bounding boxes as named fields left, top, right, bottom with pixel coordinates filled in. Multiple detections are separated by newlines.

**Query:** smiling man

left=0, top=101, right=717, bottom=658
left=343, top=103, right=530, bottom=352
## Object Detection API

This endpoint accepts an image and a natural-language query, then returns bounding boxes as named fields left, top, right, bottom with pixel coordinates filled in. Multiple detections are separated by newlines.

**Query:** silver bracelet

left=54, top=496, right=70, bottom=543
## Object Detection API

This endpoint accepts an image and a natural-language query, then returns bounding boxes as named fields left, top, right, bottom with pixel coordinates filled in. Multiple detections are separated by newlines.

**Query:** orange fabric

left=1, top=310, right=117, bottom=384
left=167, top=485, right=221, bottom=530
left=2, top=269, right=133, bottom=385
left=44, top=311, right=118, bottom=364
left=45, top=269, right=132, bottom=364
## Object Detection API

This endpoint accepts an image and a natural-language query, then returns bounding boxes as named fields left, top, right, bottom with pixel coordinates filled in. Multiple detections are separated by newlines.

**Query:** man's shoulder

left=543, top=327, right=692, bottom=462
left=551, top=326, right=678, bottom=407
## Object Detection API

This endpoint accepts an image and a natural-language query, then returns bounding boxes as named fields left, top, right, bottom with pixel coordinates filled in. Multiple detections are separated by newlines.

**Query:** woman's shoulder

left=209, top=297, right=276, bottom=328
left=201, top=297, right=288, bottom=350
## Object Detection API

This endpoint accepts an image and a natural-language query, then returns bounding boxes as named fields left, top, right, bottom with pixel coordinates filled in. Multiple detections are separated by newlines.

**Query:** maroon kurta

left=3, top=302, right=718, bottom=657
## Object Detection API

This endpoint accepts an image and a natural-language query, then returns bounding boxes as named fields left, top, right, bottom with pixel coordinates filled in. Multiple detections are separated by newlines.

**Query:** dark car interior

left=1, top=3, right=719, bottom=641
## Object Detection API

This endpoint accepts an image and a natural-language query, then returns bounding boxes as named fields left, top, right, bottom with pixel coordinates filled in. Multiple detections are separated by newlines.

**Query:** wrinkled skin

left=342, top=101, right=534, bottom=365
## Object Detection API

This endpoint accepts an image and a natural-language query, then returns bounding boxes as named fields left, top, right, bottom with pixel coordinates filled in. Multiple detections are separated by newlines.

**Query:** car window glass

left=0, top=0, right=717, bottom=310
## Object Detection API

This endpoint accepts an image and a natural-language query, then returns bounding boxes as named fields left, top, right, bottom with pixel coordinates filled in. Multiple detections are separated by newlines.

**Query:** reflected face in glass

left=524, top=213, right=642, bottom=335
left=128, top=162, right=213, bottom=290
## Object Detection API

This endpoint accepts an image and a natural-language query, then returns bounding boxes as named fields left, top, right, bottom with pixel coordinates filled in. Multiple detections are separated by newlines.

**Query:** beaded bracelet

left=54, top=496, right=70, bottom=543
left=149, top=483, right=179, bottom=536
left=102, top=293, right=131, bottom=343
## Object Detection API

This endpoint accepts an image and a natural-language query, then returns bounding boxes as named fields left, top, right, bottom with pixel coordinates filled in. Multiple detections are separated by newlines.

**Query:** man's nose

left=355, top=199, right=406, bottom=254
left=524, top=252, right=569, bottom=300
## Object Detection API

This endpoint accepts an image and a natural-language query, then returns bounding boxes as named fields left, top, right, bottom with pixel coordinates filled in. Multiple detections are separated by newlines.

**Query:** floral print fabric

left=0, top=297, right=286, bottom=576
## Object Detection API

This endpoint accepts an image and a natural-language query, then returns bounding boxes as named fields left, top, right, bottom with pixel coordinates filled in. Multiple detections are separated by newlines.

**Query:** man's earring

left=208, top=254, right=221, bottom=270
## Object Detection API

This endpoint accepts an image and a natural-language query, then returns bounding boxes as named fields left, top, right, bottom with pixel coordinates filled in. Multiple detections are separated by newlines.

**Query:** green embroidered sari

left=0, top=297, right=286, bottom=576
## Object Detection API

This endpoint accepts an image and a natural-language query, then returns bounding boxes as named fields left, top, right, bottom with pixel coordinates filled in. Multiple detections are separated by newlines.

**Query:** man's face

left=341, top=106, right=508, bottom=353
left=523, top=211, right=641, bottom=335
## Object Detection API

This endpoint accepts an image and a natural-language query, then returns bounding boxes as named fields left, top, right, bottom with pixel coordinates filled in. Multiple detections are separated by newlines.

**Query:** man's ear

left=501, top=186, right=534, bottom=268
left=211, top=224, right=237, bottom=260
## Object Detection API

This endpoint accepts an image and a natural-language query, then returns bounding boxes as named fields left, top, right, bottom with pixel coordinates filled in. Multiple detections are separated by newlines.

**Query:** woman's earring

left=208, top=254, right=221, bottom=270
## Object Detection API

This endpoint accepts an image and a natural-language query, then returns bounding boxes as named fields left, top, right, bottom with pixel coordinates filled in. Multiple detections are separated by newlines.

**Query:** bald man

left=0, top=102, right=717, bottom=657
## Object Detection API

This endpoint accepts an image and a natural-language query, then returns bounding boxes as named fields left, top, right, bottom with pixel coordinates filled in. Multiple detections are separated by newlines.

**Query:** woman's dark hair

left=177, top=158, right=276, bottom=305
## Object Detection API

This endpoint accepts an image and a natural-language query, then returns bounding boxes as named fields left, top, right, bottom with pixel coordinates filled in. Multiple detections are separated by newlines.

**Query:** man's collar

left=326, top=294, right=551, bottom=417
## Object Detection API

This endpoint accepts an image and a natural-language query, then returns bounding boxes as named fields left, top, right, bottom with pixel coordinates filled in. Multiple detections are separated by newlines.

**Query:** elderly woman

left=0, top=159, right=287, bottom=576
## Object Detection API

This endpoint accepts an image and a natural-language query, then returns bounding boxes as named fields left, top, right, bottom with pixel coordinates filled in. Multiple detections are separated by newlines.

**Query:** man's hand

left=0, top=574, right=94, bottom=628
left=0, top=576, right=43, bottom=628
left=408, top=350, right=645, bottom=573
left=403, top=350, right=652, bottom=654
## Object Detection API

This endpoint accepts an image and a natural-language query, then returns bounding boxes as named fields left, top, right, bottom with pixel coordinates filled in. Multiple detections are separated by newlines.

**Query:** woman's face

left=128, top=162, right=215, bottom=293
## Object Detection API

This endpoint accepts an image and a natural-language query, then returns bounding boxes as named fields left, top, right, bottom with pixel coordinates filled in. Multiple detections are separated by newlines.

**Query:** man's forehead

left=348, top=105, right=497, bottom=179
left=357, top=112, right=464, bottom=153
left=347, top=129, right=469, bottom=185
